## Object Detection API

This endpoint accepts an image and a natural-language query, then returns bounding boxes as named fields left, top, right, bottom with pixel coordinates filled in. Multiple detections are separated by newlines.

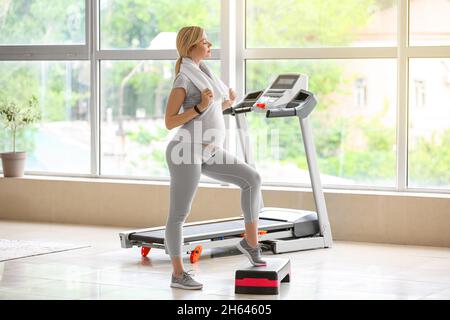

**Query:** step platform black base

left=235, top=258, right=291, bottom=295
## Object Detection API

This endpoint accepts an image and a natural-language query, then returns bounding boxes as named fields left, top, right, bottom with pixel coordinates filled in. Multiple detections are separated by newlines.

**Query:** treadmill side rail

left=270, top=236, right=328, bottom=254
left=259, top=207, right=320, bottom=238
left=118, top=216, right=245, bottom=249
left=179, top=230, right=294, bottom=253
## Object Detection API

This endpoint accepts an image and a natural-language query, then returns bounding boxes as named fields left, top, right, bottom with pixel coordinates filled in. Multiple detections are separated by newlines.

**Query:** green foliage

left=409, top=128, right=450, bottom=187
left=0, top=0, right=85, bottom=44
left=0, top=127, right=37, bottom=154
left=101, top=0, right=220, bottom=49
left=126, top=124, right=167, bottom=146
left=0, top=95, right=41, bottom=152
left=244, top=0, right=401, bottom=185
left=0, top=0, right=448, bottom=188
left=246, top=0, right=389, bottom=47
left=246, top=56, right=401, bottom=185
left=126, top=124, right=167, bottom=173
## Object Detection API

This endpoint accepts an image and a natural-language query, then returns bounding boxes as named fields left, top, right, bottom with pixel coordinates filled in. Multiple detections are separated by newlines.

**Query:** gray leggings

left=164, top=140, right=263, bottom=257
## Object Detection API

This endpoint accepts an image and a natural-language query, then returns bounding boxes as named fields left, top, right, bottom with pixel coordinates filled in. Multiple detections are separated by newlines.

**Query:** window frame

left=238, top=0, right=450, bottom=193
left=0, top=0, right=89, bottom=60
left=1, top=0, right=450, bottom=194
left=93, top=0, right=224, bottom=181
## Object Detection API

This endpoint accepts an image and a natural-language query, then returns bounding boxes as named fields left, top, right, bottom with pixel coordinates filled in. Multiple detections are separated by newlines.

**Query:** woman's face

left=190, top=32, right=212, bottom=60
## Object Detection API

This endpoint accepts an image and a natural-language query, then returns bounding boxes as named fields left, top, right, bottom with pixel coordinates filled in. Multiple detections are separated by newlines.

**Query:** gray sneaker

left=170, top=271, right=203, bottom=290
left=236, top=238, right=267, bottom=267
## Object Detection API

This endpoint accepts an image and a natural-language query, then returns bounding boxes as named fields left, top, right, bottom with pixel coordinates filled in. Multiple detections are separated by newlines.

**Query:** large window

left=97, top=0, right=221, bottom=179
left=100, top=0, right=220, bottom=50
left=0, top=0, right=85, bottom=45
left=0, top=0, right=449, bottom=193
left=241, top=0, right=449, bottom=191
left=0, top=61, right=91, bottom=174
left=100, top=60, right=220, bottom=177
left=246, top=59, right=397, bottom=187
left=246, top=0, right=397, bottom=48
left=408, top=58, right=450, bottom=188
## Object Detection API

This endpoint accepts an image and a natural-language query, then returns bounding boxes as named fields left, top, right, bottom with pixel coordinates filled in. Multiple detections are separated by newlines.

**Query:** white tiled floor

left=0, top=220, right=449, bottom=300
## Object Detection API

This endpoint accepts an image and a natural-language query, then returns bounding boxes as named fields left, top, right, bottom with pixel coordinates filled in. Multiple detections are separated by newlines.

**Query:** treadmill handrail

left=266, top=89, right=317, bottom=119
left=223, top=89, right=264, bottom=116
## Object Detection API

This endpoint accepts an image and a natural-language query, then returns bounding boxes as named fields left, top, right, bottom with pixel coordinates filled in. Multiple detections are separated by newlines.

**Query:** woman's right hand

left=199, top=88, right=214, bottom=111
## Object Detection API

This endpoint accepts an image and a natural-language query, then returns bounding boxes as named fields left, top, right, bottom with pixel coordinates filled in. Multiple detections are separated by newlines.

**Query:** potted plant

left=0, top=95, right=41, bottom=177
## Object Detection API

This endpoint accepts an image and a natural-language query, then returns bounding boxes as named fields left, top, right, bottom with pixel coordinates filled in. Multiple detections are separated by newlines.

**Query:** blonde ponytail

left=175, top=57, right=182, bottom=76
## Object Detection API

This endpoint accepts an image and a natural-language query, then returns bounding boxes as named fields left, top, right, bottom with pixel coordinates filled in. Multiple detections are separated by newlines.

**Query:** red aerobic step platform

left=235, top=258, right=291, bottom=295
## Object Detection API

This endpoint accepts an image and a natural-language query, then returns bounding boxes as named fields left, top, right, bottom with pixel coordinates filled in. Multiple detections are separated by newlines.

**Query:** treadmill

left=119, top=74, right=333, bottom=262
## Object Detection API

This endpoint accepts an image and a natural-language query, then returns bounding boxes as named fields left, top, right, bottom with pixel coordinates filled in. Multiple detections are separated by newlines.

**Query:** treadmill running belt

left=129, top=218, right=292, bottom=244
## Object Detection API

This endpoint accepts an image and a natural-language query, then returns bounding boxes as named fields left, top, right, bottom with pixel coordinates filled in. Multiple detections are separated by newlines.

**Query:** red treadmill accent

left=235, top=278, right=279, bottom=287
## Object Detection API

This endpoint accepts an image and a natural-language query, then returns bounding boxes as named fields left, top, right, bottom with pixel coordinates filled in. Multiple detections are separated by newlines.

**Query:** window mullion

left=397, top=0, right=409, bottom=192
left=221, top=0, right=236, bottom=161
left=90, top=0, right=100, bottom=176
left=0, top=45, right=88, bottom=60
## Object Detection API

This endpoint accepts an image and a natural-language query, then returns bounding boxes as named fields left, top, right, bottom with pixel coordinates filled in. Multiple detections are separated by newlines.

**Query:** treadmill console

left=223, top=73, right=317, bottom=119
left=252, top=74, right=308, bottom=113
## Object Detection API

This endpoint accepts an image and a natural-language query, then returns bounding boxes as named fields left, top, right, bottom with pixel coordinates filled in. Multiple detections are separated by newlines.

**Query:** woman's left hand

left=229, top=88, right=237, bottom=102
left=222, top=88, right=237, bottom=110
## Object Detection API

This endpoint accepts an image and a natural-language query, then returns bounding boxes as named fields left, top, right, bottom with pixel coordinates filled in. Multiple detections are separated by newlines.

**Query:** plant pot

left=0, top=152, right=27, bottom=178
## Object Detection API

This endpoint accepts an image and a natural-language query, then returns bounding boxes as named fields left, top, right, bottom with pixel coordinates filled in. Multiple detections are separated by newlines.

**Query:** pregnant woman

left=164, top=26, right=266, bottom=290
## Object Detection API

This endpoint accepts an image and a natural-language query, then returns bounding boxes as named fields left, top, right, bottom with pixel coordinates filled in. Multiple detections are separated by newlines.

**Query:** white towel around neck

left=179, top=57, right=229, bottom=103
